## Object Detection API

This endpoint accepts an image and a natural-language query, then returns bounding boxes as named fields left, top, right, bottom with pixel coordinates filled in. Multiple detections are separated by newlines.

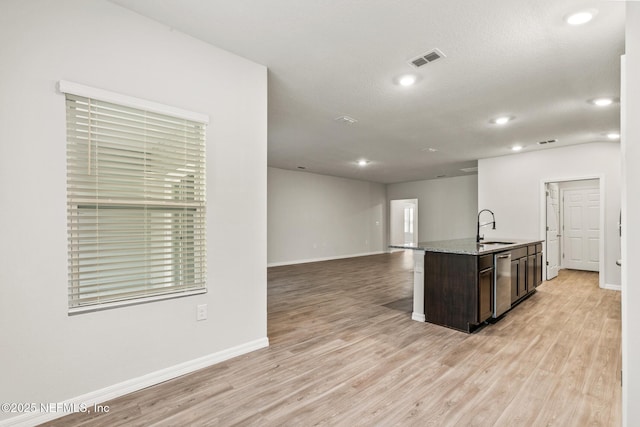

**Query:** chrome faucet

left=477, top=209, right=496, bottom=242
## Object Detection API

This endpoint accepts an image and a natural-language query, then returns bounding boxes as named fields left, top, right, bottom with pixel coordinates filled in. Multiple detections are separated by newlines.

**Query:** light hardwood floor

left=45, top=251, right=621, bottom=426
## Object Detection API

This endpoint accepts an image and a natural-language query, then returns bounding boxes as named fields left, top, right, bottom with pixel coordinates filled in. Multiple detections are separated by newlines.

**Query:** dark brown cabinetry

left=535, top=246, right=543, bottom=287
left=519, top=257, right=527, bottom=297
left=511, top=260, right=519, bottom=303
left=422, top=241, right=543, bottom=333
left=478, top=254, right=494, bottom=323
left=527, top=254, right=536, bottom=292
left=424, top=252, right=494, bottom=333
left=510, top=244, right=543, bottom=305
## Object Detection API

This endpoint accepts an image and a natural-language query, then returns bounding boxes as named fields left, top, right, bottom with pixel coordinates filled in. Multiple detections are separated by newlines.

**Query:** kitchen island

left=391, top=238, right=544, bottom=333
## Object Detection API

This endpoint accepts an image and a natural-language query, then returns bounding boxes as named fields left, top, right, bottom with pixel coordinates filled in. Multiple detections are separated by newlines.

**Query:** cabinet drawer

left=527, top=245, right=536, bottom=255
left=479, top=254, right=494, bottom=270
left=536, top=243, right=542, bottom=253
left=511, top=247, right=527, bottom=259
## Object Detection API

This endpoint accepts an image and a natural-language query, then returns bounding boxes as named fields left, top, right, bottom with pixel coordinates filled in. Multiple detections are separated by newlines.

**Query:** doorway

left=390, top=199, right=418, bottom=250
left=543, top=178, right=602, bottom=284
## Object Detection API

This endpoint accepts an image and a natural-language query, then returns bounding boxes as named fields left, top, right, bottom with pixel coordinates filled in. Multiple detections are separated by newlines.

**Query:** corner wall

left=622, top=3, right=640, bottom=425
left=0, top=0, right=267, bottom=423
left=267, top=167, right=386, bottom=265
left=386, top=175, right=478, bottom=242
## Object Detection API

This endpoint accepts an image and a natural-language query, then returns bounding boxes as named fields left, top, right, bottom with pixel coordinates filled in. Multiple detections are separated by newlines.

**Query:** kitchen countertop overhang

left=389, top=237, right=544, bottom=256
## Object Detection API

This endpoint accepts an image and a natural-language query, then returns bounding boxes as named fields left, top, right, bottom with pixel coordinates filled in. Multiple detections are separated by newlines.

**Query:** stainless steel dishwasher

left=493, top=251, right=512, bottom=318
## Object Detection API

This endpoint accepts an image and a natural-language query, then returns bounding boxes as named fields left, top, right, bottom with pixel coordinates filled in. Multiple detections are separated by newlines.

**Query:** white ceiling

left=111, top=0, right=625, bottom=184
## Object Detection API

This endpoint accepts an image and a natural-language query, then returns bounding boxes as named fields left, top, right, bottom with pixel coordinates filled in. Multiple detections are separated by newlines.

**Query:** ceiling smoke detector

left=409, top=48, right=446, bottom=68
left=334, top=115, right=357, bottom=124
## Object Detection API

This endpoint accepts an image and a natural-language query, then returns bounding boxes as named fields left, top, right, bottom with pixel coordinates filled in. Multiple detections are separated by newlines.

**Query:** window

left=404, top=207, right=414, bottom=233
left=61, top=81, right=208, bottom=312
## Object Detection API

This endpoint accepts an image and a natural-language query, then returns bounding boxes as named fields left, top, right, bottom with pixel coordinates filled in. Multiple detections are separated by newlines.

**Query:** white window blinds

left=63, top=85, right=207, bottom=311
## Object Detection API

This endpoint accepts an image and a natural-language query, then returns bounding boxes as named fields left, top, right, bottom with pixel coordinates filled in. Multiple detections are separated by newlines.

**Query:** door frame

left=389, top=198, right=419, bottom=251
left=539, top=174, right=605, bottom=288
left=545, top=182, right=560, bottom=280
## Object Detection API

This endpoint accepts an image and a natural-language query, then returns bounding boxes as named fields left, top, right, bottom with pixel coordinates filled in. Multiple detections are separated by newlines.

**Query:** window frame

left=60, top=81, right=209, bottom=314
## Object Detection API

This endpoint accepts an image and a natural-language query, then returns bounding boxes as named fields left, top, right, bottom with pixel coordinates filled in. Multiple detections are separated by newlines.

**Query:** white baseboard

left=0, top=337, right=269, bottom=427
left=412, top=312, right=426, bottom=322
left=602, top=283, right=621, bottom=291
left=267, top=251, right=386, bottom=267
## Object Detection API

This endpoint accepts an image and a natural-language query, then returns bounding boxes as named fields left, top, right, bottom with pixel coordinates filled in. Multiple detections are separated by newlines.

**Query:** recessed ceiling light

left=607, top=132, right=620, bottom=140
left=421, top=147, right=438, bottom=152
left=511, top=145, right=523, bottom=152
left=591, top=97, right=614, bottom=107
left=491, top=116, right=513, bottom=125
left=566, top=9, right=597, bottom=26
left=357, top=159, right=369, bottom=167
left=398, top=75, right=417, bottom=87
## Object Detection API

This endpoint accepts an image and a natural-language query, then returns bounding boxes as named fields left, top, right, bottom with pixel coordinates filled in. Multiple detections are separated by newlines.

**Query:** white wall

left=387, top=175, right=478, bottom=242
left=0, top=0, right=267, bottom=423
left=478, top=142, right=621, bottom=288
left=267, top=167, right=386, bottom=265
left=622, top=3, right=640, bottom=425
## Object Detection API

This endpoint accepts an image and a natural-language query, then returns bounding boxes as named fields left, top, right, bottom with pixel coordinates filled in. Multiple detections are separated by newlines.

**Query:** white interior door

left=563, top=188, right=600, bottom=271
left=546, top=183, right=560, bottom=279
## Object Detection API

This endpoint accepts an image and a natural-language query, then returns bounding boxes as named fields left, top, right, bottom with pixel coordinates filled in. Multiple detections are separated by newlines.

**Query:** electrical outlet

left=196, top=304, right=208, bottom=321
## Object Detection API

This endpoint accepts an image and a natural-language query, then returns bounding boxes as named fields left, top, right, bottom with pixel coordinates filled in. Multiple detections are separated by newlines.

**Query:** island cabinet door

left=518, top=257, right=527, bottom=296
left=527, top=254, right=536, bottom=292
left=535, top=251, right=543, bottom=286
left=478, top=266, right=494, bottom=322
left=511, top=259, right=519, bottom=304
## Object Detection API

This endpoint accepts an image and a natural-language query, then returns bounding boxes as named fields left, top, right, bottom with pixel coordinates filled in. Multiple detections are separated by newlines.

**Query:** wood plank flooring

left=44, top=251, right=621, bottom=426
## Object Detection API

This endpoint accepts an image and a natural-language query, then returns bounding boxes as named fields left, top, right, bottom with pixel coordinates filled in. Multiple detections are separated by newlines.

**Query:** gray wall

left=267, top=170, right=476, bottom=265
left=0, top=1, right=267, bottom=423
left=267, top=167, right=387, bottom=265
left=478, top=142, right=621, bottom=288
left=387, top=175, right=479, bottom=242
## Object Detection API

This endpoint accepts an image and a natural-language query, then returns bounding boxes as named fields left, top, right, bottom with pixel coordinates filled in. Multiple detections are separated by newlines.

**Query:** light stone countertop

left=389, top=237, right=544, bottom=256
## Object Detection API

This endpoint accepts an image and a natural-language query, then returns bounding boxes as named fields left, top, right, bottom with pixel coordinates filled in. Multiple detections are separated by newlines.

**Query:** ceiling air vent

left=537, top=139, right=557, bottom=145
left=409, top=48, right=446, bottom=68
